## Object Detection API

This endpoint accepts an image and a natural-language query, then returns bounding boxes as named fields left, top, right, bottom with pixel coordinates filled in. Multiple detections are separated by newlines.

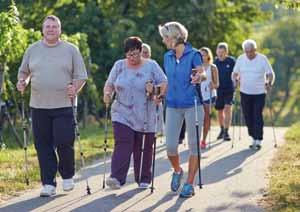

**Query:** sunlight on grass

left=0, top=123, right=114, bottom=200
left=264, top=123, right=300, bottom=211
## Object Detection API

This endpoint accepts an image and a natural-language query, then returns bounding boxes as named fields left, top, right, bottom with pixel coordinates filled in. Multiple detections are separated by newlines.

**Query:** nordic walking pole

left=21, top=92, right=29, bottom=185
left=208, top=86, right=212, bottom=149
left=102, top=103, right=109, bottom=189
left=151, top=86, right=160, bottom=193
left=139, top=81, right=151, bottom=185
left=266, top=93, right=277, bottom=148
left=231, top=94, right=237, bottom=148
left=150, top=106, right=157, bottom=193
left=239, top=92, right=242, bottom=141
left=70, top=84, right=91, bottom=195
left=195, top=83, right=203, bottom=189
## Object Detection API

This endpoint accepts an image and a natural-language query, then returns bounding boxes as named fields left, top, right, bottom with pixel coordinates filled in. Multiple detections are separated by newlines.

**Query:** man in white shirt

left=232, top=39, right=275, bottom=150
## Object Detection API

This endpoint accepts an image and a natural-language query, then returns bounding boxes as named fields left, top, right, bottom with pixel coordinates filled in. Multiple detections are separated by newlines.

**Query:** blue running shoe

left=179, top=183, right=195, bottom=198
left=171, top=169, right=183, bottom=192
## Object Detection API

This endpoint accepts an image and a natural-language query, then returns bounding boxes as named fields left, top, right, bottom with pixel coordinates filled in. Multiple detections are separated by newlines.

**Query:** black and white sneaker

left=249, top=139, right=256, bottom=149
left=255, top=140, right=262, bottom=150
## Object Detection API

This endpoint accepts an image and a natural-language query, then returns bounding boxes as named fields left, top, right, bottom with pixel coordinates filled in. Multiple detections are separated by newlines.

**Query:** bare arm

left=211, top=65, right=219, bottom=89
left=266, top=73, right=275, bottom=85
left=73, top=79, right=86, bottom=93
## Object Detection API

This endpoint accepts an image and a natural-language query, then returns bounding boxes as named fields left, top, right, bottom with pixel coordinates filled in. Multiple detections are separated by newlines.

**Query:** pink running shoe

left=200, top=140, right=206, bottom=149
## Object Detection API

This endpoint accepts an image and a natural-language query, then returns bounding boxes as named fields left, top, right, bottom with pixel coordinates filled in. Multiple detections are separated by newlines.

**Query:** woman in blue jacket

left=158, top=22, right=205, bottom=198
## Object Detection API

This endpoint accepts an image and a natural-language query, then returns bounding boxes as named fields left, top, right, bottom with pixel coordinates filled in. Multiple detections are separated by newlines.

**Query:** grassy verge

left=0, top=122, right=114, bottom=201
left=263, top=123, right=300, bottom=211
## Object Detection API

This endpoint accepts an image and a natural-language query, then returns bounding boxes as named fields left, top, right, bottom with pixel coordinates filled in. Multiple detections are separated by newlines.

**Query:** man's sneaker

left=139, top=182, right=150, bottom=189
left=106, top=177, right=121, bottom=189
left=223, top=131, right=231, bottom=141
left=63, top=178, right=75, bottom=191
left=40, top=185, right=56, bottom=197
left=200, top=140, right=206, bottom=149
left=171, top=169, right=183, bottom=192
left=249, top=138, right=256, bottom=149
left=179, top=183, right=195, bottom=198
left=255, top=140, right=262, bottom=150
left=217, top=130, right=224, bottom=140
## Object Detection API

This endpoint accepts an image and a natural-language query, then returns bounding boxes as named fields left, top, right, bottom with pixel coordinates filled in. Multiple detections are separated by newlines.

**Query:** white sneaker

left=63, top=178, right=75, bottom=191
left=249, top=138, right=256, bottom=148
left=106, top=177, right=121, bottom=189
left=40, top=185, right=56, bottom=197
left=139, top=182, right=150, bottom=189
left=256, top=140, right=262, bottom=149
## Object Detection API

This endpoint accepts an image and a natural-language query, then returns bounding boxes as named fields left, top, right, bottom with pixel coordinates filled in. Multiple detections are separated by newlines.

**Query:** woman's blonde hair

left=200, top=47, right=214, bottom=64
left=158, top=21, right=188, bottom=47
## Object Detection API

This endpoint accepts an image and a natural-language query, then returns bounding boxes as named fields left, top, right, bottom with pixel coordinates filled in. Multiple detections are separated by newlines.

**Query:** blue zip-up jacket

left=163, top=42, right=203, bottom=108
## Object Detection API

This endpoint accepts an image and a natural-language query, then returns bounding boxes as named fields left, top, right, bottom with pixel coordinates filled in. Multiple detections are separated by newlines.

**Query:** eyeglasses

left=126, top=51, right=141, bottom=58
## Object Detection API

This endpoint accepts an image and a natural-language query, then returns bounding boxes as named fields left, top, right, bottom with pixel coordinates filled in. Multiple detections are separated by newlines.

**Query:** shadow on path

left=202, top=149, right=256, bottom=185
left=72, top=188, right=145, bottom=212
left=0, top=194, right=67, bottom=212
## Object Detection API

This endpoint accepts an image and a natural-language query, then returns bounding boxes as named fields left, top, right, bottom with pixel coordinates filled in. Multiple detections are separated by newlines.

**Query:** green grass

left=263, top=123, right=300, bottom=211
left=0, top=122, right=114, bottom=201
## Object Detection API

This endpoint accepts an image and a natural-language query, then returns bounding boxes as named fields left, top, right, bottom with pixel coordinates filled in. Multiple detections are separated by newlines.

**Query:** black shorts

left=215, top=91, right=234, bottom=110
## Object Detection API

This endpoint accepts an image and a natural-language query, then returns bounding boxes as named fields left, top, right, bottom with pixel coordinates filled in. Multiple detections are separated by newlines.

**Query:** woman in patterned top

left=103, top=36, right=167, bottom=189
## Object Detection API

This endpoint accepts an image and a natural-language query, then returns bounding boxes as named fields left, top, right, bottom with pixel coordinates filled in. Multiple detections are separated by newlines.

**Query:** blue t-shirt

left=214, top=56, right=235, bottom=93
left=163, top=42, right=202, bottom=108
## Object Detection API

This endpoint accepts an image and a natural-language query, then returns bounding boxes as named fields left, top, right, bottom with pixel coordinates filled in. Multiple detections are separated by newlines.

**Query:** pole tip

left=87, top=187, right=91, bottom=195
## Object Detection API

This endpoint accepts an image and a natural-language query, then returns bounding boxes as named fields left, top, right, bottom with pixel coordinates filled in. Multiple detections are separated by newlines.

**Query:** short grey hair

left=142, top=43, right=151, bottom=53
left=42, top=15, right=61, bottom=28
left=217, top=42, right=229, bottom=52
left=242, top=39, right=257, bottom=51
left=158, top=21, right=188, bottom=46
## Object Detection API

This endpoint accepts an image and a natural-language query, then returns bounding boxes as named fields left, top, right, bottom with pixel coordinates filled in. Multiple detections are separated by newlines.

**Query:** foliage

left=0, top=0, right=270, bottom=119
left=261, top=16, right=300, bottom=125
left=276, top=0, right=300, bottom=9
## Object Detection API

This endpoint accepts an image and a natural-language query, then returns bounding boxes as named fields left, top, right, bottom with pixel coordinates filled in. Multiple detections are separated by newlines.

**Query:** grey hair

left=42, top=15, right=61, bottom=28
left=217, top=42, right=229, bottom=52
left=242, top=39, right=257, bottom=51
left=158, top=21, right=188, bottom=46
left=142, top=43, right=151, bottom=53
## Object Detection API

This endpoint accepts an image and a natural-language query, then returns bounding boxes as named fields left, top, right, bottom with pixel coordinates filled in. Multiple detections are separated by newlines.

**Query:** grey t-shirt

left=105, top=59, right=167, bottom=133
left=18, top=40, right=88, bottom=108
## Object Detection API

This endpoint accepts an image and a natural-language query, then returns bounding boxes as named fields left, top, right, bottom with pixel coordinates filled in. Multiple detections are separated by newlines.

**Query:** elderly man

left=17, top=15, right=88, bottom=197
left=232, top=39, right=275, bottom=150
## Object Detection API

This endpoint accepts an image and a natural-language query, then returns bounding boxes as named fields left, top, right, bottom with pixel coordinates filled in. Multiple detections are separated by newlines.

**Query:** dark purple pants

left=111, top=122, right=155, bottom=185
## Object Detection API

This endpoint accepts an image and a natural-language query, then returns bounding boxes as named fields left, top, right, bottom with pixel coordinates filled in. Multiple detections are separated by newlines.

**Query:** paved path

left=0, top=126, right=286, bottom=212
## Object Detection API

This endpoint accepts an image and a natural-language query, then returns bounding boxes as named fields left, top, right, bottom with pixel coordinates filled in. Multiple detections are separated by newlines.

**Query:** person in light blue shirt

left=158, top=21, right=206, bottom=198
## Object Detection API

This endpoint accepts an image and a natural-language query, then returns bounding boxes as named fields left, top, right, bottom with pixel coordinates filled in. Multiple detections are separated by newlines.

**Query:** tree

left=1, top=0, right=270, bottom=117
left=276, top=0, right=300, bottom=9
left=262, top=16, right=300, bottom=124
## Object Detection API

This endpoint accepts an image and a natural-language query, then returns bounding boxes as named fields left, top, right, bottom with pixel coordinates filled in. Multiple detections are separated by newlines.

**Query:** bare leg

left=202, top=105, right=210, bottom=142
left=186, top=156, right=199, bottom=184
left=224, top=105, right=232, bottom=129
left=218, top=109, right=224, bottom=127
left=168, top=155, right=181, bottom=173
